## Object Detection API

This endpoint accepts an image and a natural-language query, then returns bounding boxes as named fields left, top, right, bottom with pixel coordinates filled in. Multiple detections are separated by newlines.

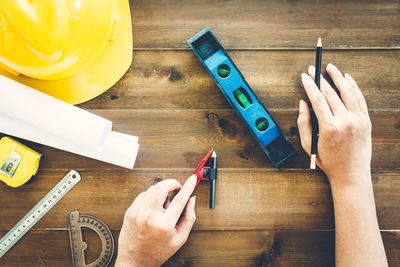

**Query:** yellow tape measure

left=0, top=137, right=41, bottom=187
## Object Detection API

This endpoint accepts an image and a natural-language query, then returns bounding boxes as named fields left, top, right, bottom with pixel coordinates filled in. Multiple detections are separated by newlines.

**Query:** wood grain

left=78, top=50, right=400, bottom=110
left=1, top=230, right=399, bottom=266
left=1, top=1, right=400, bottom=265
left=3, top=110, right=397, bottom=170
left=0, top=169, right=398, bottom=231
left=131, top=0, right=400, bottom=49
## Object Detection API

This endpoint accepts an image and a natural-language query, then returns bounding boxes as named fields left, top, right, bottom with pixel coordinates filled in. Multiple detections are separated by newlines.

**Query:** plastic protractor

left=67, top=211, right=114, bottom=267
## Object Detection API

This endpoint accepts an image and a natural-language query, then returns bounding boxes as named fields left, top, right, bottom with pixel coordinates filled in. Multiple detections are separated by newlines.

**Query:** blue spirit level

left=188, top=27, right=296, bottom=167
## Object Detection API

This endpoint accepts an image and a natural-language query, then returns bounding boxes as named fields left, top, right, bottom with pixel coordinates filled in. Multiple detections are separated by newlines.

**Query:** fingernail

left=345, top=73, right=355, bottom=82
left=299, top=100, right=305, bottom=111
left=189, top=175, right=197, bottom=186
left=308, top=65, right=315, bottom=72
left=301, top=73, right=308, bottom=79
left=327, top=63, right=334, bottom=70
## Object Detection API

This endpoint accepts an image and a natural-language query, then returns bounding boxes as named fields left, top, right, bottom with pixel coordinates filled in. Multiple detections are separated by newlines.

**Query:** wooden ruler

left=0, top=170, right=81, bottom=258
left=68, top=211, right=114, bottom=267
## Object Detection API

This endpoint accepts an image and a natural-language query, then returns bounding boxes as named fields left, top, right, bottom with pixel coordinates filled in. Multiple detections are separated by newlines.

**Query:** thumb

left=297, top=100, right=312, bottom=155
left=174, top=196, right=196, bottom=245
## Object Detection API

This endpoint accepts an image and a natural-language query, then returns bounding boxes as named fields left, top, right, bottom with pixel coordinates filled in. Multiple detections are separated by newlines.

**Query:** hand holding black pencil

left=310, top=38, right=322, bottom=169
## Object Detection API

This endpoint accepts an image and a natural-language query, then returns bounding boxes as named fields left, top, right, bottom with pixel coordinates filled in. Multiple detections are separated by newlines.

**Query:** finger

left=308, top=65, right=346, bottom=115
left=166, top=175, right=197, bottom=223
left=129, top=191, right=146, bottom=209
left=163, top=195, right=171, bottom=209
left=146, top=179, right=182, bottom=208
left=326, top=63, right=359, bottom=111
left=301, top=73, right=334, bottom=123
left=174, top=196, right=196, bottom=245
left=126, top=191, right=146, bottom=217
left=344, top=73, right=369, bottom=115
left=297, top=100, right=312, bottom=155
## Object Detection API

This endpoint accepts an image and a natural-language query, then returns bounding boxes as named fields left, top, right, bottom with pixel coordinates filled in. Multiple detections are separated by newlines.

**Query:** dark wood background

left=1, top=0, right=399, bottom=266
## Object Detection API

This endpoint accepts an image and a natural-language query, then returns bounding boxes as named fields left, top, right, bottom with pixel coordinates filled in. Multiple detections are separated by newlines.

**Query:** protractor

left=67, top=211, right=114, bottom=267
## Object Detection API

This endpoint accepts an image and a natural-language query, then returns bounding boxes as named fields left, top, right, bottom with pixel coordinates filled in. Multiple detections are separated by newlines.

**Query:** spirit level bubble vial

left=188, top=27, right=296, bottom=167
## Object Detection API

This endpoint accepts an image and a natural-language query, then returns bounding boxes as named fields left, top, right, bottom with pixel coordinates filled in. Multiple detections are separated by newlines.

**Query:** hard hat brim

left=0, top=0, right=132, bottom=105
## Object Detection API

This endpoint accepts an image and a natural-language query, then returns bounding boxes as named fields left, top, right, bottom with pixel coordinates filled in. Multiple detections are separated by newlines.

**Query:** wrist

left=329, top=172, right=374, bottom=202
left=327, top=168, right=372, bottom=189
left=116, top=251, right=161, bottom=267
left=116, top=256, right=158, bottom=267
left=115, top=255, right=140, bottom=267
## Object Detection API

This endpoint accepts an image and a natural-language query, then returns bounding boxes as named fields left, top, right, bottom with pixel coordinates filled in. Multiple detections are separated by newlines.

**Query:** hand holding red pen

left=115, top=175, right=197, bottom=267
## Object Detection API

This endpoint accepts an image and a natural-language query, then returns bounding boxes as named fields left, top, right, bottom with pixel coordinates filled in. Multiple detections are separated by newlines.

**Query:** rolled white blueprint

left=0, top=75, right=139, bottom=169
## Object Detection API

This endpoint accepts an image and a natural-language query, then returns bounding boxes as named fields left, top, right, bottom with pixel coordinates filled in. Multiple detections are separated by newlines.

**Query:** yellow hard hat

left=0, top=0, right=132, bottom=105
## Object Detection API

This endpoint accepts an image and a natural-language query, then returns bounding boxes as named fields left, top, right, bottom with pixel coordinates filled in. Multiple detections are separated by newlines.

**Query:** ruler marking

left=68, top=212, right=114, bottom=267
left=0, top=170, right=81, bottom=258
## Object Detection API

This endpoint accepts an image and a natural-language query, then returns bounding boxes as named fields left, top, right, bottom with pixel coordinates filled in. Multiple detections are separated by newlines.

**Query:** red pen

left=192, top=148, right=217, bottom=208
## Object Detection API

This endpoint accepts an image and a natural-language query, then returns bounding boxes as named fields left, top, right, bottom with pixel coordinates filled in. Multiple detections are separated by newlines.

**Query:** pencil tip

left=212, top=150, right=216, bottom=157
left=317, top=37, right=322, bottom=47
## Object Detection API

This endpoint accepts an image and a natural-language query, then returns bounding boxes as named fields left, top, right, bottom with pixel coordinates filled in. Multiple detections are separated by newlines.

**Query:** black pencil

left=209, top=150, right=217, bottom=209
left=310, top=37, right=322, bottom=169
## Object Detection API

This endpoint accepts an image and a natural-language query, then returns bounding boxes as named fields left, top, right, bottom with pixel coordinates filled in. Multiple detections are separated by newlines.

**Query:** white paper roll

left=0, top=74, right=139, bottom=169
left=0, top=75, right=112, bottom=152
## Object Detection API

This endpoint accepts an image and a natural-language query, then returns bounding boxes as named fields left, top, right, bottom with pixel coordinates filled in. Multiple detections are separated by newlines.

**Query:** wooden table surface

left=1, top=0, right=399, bottom=266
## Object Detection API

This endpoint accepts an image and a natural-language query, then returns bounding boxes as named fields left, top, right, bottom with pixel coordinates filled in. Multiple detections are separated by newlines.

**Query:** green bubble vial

left=234, top=89, right=251, bottom=109
left=255, top=118, right=269, bottom=131
left=217, top=64, right=230, bottom=78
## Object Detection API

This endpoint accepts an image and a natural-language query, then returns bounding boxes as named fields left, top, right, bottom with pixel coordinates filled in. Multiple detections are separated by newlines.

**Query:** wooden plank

left=1, top=230, right=399, bottom=266
left=78, top=50, right=400, bottom=110
left=1, top=1, right=398, bottom=266
left=131, top=0, right=400, bottom=49
left=168, top=231, right=400, bottom=267
left=2, top=110, right=398, bottom=170
left=0, top=169, right=399, bottom=230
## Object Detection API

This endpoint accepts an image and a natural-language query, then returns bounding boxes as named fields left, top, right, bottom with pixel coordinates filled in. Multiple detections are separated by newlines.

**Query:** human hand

left=297, top=63, right=372, bottom=187
left=115, top=175, right=197, bottom=267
